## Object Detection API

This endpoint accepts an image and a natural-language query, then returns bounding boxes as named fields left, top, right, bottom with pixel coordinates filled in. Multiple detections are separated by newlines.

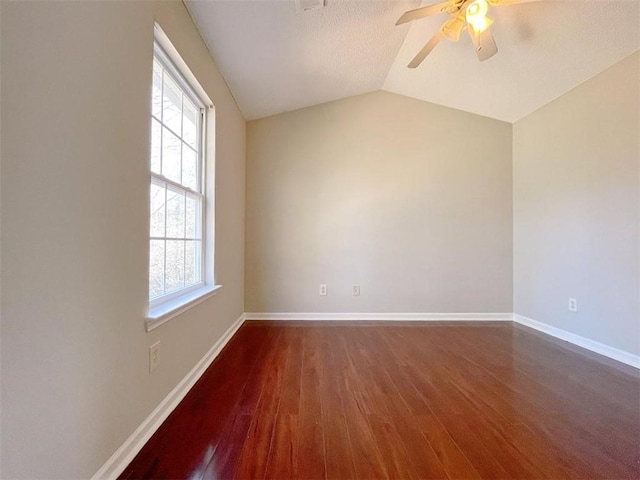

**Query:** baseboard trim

left=514, top=314, right=640, bottom=369
left=244, top=312, right=513, bottom=321
left=91, top=313, right=246, bottom=480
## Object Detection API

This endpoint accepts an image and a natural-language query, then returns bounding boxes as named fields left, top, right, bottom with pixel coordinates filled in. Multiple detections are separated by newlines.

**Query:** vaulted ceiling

left=185, top=0, right=640, bottom=122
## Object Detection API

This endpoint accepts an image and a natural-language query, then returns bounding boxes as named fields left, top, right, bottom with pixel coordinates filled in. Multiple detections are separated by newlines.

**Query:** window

left=148, top=39, right=217, bottom=327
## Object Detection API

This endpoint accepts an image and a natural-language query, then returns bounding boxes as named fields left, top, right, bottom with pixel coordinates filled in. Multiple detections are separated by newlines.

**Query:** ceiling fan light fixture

left=469, top=15, right=493, bottom=36
left=442, top=18, right=465, bottom=41
left=397, top=0, right=544, bottom=66
left=466, top=0, right=492, bottom=35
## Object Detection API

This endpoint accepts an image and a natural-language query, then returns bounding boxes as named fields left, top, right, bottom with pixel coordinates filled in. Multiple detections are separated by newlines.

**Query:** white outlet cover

left=352, top=285, right=360, bottom=296
left=319, top=284, right=327, bottom=296
left=149, top=341, right=160, bottom=373
left=568, top=298, right=578, bottom=312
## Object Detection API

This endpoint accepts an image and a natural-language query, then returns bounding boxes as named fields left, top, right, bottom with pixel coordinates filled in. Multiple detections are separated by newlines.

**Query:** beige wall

left=0, top=1, right=245, bottom=478
left=246, top=91, right=513, bottom=313
left=513, top=52, right=640, bottom=355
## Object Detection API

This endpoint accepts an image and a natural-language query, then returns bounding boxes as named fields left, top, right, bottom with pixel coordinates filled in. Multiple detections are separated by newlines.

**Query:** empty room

left=1, top=0, right=639, bottom=479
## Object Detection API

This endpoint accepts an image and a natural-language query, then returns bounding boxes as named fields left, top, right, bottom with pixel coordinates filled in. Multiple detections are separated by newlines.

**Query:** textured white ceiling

left=186, top=0, right=419, bottom=120
left=186, top=0, right=640, bottom=122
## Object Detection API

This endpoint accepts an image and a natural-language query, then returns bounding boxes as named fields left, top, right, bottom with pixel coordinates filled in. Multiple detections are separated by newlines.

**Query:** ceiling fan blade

left=396, top=2, right=450, bottom=25
left=470, top=27, right=498, bottom=61
left=408, top=31, right=444, bottom=68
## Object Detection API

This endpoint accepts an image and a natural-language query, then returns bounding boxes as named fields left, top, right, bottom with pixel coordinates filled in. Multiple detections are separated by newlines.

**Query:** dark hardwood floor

left=120, top=321, right=640, bottom=479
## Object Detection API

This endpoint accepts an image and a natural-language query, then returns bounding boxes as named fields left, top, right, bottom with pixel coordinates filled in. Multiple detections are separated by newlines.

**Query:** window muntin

left=149, top=50, right=205, bottom=307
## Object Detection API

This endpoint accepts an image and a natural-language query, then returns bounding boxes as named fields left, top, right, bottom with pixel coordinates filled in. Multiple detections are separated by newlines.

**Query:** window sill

left=146, top=284, right=222, bottom=332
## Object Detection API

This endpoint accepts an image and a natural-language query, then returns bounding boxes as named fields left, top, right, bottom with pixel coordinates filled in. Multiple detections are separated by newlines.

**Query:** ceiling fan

left=396, top=0, right=539, bottom=67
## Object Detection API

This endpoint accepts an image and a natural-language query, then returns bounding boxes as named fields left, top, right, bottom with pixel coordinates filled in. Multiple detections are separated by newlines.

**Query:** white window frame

left=147, top=28, right=219, bottom=331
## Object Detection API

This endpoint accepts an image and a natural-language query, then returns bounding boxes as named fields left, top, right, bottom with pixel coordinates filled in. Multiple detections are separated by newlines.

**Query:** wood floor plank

left=201, top=413, right=253, bottom=480
left=296, top=329, right=326, bottom=480
left=349, top=329, right=450, bottom=479
left=263, top=413, right=298, bottom=479
left=233, top=414, right=277, bottom=480
left=414, top=413, right=482, bottom=480
left=316, top=328, right=357, bottom=480
left=331, top=331, right=389, bottom=480
left=277, top=328, right=303, bottom=416
left=232, top=327, right=288, bottom=480
left=368, top=414, right=420, bottom=480
left=432, top=410, right=512, bottom=479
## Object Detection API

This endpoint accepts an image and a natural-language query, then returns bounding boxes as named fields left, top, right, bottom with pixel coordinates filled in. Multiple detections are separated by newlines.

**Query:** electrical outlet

left=352, top=285, right=360, bottom=296
left=319, top=284, right=327, bottom=296
left=568, top=298, right=578, bottom=312
left=149, top=341, right=160, bottom=373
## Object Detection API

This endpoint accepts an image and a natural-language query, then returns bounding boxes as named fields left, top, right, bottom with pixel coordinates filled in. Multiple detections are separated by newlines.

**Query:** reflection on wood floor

left=121, top=321, right=640, bottom=479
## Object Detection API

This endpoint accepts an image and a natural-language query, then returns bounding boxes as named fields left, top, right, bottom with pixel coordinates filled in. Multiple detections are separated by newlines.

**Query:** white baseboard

left=91, top=313, right=246, bottom=480
left=514, top=314, right=640, bottom=369
left=244, top=312, right=513, bottom=321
